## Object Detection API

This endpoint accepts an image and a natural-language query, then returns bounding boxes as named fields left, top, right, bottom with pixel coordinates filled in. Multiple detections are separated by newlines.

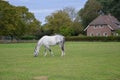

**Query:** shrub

left=66, top=36, right=120, bottom=42
left=21, top=35, right=36, bottom=40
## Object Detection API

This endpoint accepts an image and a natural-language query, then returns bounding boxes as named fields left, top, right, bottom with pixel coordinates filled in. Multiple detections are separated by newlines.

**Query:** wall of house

left=87, top=25, right=111, bottom=36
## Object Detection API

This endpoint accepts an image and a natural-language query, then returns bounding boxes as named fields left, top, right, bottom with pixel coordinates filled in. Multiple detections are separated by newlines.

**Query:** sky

left=7, top=0, right=87, bottom=24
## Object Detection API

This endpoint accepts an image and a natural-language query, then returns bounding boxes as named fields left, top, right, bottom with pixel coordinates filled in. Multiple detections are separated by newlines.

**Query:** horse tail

left=61, top=36, right=65, bottom=51
left=63, top=37, right=65, bottom=43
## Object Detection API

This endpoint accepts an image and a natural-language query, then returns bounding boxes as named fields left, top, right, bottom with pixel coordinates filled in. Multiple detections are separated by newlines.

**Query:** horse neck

left=35, top=39, right=42, bottom=52
left=38, top=39, right=43, bottom=48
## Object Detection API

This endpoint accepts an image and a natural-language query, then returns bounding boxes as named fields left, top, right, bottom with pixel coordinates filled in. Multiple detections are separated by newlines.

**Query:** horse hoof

left=52, top=55, right=54, bottom=56
left=34, top=55, right=37, bottom=57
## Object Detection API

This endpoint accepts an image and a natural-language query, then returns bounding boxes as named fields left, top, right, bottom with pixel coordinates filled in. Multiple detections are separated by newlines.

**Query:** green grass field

left=0, top=42, right=120, bottom=80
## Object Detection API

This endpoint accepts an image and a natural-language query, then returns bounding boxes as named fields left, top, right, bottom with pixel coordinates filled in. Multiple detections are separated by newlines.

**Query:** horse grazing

left=34, top=34, right=65, bottom=57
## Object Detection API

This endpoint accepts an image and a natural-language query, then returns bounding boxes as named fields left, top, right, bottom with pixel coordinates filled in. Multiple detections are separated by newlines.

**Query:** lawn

left=0, top=42, right=120, bottom=80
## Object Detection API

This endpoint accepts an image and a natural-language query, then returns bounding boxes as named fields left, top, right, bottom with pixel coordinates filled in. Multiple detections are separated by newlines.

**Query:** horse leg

left=44, top=47, right=47, bottom=56
left=61, top=47, right=65, bottom=56
left=59, top=43, right=65, bottom=56
left=46, top=46, right=54, bottom=56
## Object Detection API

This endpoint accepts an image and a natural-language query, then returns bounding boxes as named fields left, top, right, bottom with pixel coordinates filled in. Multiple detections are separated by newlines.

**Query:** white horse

left=34, top=34, right=65, bottom=57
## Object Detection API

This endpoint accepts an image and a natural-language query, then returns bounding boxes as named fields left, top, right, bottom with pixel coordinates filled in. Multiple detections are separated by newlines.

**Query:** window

left=116, top=33, right=119, bottom=36
left=94, top=25, right=97, bottom=29
left=103, top=32, right=108, bottom=36
left=99, top=25, right=101, bottom=28
left=99, top=25, right=104, bottom=28
left=97, top=33, right=101, bottom=36
left=115, top=23, right=120, bottom=28
left=90, top=33, right=93, bottom=36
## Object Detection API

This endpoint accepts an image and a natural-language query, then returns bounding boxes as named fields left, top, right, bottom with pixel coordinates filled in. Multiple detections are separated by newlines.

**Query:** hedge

left=21, top=35, right=37, bottom=40
left=21, top=36, right=120, bottom=41
left=65, top=36, right=120, bottom=42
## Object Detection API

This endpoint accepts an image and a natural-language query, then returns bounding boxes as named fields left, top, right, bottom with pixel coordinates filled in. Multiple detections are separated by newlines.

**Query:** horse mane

left=43, top=34, right=64, bottom=38
left=54, top=34, right=64, bottom=38
left=54, top=34, right=65, bottom=41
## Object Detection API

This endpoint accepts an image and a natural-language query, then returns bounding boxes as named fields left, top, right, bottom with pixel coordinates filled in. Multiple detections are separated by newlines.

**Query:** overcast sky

left=7, top=0, right=87, bottom=24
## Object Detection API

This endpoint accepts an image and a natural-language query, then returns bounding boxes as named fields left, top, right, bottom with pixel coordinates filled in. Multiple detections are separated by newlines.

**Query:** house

left=84, top=14, right=120, bottom=36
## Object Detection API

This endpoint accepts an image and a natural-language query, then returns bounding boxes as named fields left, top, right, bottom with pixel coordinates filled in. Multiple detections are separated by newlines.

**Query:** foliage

left=63, top=7, right=77, bottom=21
left=0, top=1, right=41, bottom=39
left=44, top=7, right=84, bottom=36
left=59, top=26, right=74, bottom=36
left=96, top=0, right=120, bottom=20
left=71, top=21, right=84, bottom=35
left=66, top=36, right=120, bottom=42
left=20, top=35, right=37, bottom=40
left=116, top=30, right=120, bottom=35
left=45, top=10, right=72, bottom=34
left=78, top=0, right=102, bottom=28
left=1, top=0, right=119, bottom=37
left=0, top=42, right=120, bottom=80
left=78, top=0, right=120, bottom=32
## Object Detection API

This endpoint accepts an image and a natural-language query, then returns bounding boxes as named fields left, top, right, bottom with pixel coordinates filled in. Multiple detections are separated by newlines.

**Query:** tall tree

left=78, top=0, right=102, bottom=28
left=63, top=7, right=77, bottom=21
left=44, top=7, right=84, bottom=36
left=63, top=7, right=84, bottom=35
left=0, top=0, right=41, bottom=39
left=96, top=0, right=120, bottom=20
left=45, top=10, right=72, bottom=36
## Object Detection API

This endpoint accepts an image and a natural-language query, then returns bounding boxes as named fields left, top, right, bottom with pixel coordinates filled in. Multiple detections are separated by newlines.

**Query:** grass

left=0, top=42, right=120, bottom=80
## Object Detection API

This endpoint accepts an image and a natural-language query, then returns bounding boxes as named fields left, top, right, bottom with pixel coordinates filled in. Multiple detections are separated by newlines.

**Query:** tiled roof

left=84, top=14, right=120, bottom=31
left=89, top=14, right=120, bottom=30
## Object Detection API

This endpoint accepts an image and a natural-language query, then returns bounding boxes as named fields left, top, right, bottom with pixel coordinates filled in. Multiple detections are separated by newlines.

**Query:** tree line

left=79, top=0, right=120, bottom=28
left=0, top=0, right=120, bottom=39
left=0, top=0, right=41, bottom=39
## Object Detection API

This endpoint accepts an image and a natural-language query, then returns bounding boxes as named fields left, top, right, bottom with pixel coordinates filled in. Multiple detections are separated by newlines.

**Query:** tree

left=96, top=0, right=120, bottom=20
left=45, top=10, right=72, bottom=35
left=0, top=0, right=41, bottom=39
left=63, top=7, right=84, bottom=35
left=44, top=7, right=84, bottom=36
left=63, top=7, right=77, bottom=21
left=78, top=0, right=102, bottom=28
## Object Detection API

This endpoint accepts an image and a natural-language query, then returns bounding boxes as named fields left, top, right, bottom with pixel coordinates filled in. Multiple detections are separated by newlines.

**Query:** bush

left=21, top=35, right=37, bottom=40
left=66, top=36, right=120, bottom=42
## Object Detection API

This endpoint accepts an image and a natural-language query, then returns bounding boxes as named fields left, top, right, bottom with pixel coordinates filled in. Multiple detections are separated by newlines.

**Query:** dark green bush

left=66, top=36, right=120, bottom=42
left=21, top=35, right=37, bottom=40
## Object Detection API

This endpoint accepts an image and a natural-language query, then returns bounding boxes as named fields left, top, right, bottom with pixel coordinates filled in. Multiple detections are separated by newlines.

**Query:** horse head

left=34, top=47, right=38, bottom=57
